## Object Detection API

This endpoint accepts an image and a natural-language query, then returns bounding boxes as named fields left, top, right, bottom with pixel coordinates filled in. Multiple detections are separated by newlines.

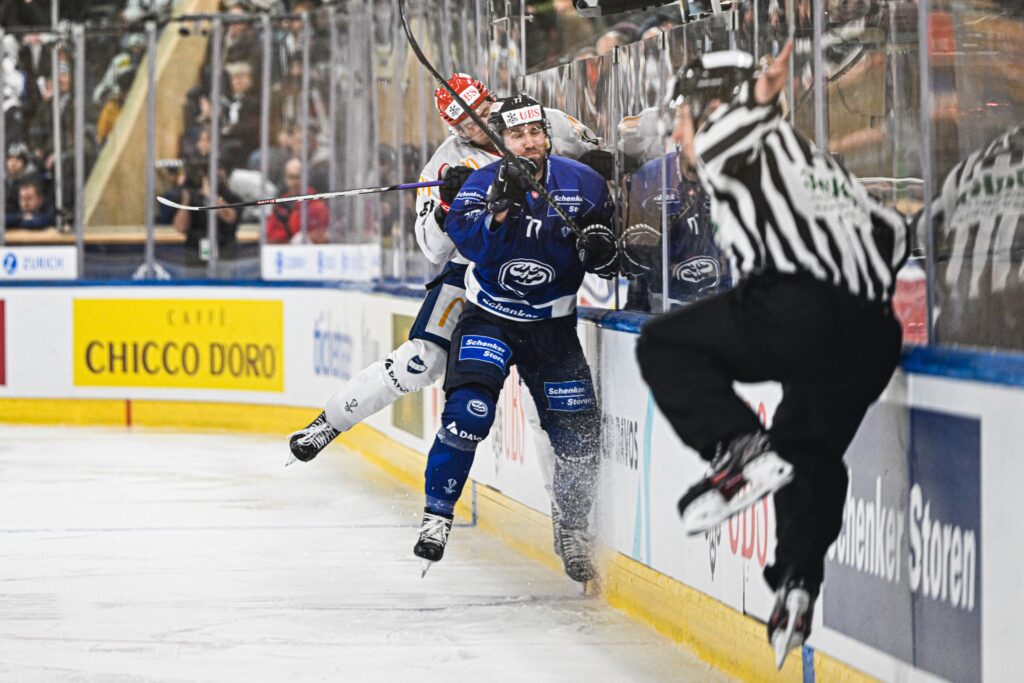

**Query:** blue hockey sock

left=424, top=439, right=474, bottom=516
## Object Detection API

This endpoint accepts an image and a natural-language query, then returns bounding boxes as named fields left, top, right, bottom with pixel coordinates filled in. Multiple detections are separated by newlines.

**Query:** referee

left=635, top=43, right=909, bottom=667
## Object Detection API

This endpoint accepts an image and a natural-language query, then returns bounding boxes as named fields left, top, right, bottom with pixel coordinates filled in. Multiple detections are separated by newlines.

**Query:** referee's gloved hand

left=433, top=164, right=475, bottom=227
left=486, top=155, right=537, bottom=215
left=576, top=223, right=619, bottom=279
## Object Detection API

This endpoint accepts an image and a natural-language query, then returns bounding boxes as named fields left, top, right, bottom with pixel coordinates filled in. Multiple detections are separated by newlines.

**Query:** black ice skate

left=287, top=412, right=340, bottom=465
left=767, top=575, right=817, bottom=670
left=677, top=432, right=793, bottom=536
left=413, top=509, right=453, bottom=577
left=558, top=526, right=596, bottom=584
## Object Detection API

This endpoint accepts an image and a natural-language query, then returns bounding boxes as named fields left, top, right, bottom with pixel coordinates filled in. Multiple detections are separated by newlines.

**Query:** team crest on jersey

left=498, top=259, right=555, bottom=296
left=673, top=257, right=721, bottom=291
left=407, top=355, right=427, bottom=374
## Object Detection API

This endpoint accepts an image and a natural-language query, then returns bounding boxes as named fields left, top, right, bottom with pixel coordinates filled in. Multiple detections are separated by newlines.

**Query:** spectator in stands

left=197, top=2, right=259, bottom=92
left=97, top=70, right=136, bottom=146
left=172, top=159, right=241, bottom=260
left=246, top=123, right=294, bottom=190
left=265, top=157, right=328, bottom=243
left=92, top=32, right=145, bottom=107
left=269, top=53, right=324, bottom=145
left=2, top=35, right=26, bottom=141
left=122, top=0, right=177, bottom=24
left=5, top=179, right=54, bottom=229
left=222, top=2, right=260, bottom=73
left=4, top=142, right=36, bottom=214
left=273, top=0, right=315, bottom=78
left=594, top=21, right=640, bottom=56
left=221, top=61, right=261, bottom=168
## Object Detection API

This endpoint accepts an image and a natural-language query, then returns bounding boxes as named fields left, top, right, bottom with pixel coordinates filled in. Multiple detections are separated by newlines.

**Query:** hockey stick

left=156, top=179, right=443, bottom=212
left=397, top=0, right=584, bottom=239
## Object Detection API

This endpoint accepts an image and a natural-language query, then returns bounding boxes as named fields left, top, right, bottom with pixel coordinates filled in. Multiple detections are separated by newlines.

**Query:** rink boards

left=1, top=282, right=1021, bottom=683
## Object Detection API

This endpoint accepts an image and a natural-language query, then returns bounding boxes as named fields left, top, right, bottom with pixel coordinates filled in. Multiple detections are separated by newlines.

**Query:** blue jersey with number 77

left=445, top=155, right=613, bottom=323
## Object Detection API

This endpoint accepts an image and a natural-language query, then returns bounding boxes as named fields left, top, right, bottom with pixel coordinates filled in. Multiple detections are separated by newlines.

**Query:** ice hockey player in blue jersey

left=412, top=94, right=617, bottom=584
left=621, top=149, right=730, bottom=311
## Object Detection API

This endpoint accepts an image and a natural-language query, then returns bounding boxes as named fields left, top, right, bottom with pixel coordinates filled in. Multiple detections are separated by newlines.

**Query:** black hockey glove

left=432, top=164, right=476, bottom=228
left=486, top=155, right=537, bottom=216
left=619, top=222, right=661, bottom=278
left=578, top=149, right=615, bottom=181
left=576, top=223, right=619, bottom=278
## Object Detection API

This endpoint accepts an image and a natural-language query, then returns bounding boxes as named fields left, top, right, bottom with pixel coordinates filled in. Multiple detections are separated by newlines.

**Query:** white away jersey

left=414, top=107, right=600, bottom=265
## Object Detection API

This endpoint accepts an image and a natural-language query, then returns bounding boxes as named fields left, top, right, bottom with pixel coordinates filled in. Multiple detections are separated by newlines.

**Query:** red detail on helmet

left=434, top=73, right=493, bottom=126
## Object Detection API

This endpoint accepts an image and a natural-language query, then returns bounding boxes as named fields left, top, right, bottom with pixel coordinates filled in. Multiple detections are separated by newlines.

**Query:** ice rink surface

left=0, top=426, right=732, bottom=682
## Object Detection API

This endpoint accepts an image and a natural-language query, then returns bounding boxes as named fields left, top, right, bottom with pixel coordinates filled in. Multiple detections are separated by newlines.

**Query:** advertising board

left=73, top=299, right=284, bottom=392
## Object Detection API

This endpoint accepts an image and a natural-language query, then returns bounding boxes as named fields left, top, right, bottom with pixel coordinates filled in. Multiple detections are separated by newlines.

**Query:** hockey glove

left=578, top=149, right=615, bottom=181
left=619, top=222, right=662, bottom=278
left=576, top=223, right=619, bottom=278
left=486, top=155, right=537, bottom=216
left=433, top=164, right=476, bottom=227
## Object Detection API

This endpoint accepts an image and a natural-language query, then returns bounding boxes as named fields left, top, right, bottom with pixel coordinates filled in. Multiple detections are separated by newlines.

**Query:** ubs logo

left=498, top=259, right=555, bottom=296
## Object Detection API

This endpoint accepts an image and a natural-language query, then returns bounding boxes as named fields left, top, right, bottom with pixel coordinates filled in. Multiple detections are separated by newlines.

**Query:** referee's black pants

left=635, top=272, right=902, bottom=591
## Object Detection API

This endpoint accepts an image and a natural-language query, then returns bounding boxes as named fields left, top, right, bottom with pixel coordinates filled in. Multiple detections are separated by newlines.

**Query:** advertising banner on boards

left=823, top=406, right=981, bottom=683
left=73, top=299, right=284, bottom=392
left=0, top=299, right=5, bottom=385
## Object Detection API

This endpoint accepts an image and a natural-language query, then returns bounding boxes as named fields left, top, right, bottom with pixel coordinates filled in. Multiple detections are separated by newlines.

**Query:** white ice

left=0, top=426, right=732, bottom=682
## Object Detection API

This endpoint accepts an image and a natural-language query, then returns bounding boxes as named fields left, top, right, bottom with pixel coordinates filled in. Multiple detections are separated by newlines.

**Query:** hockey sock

left=424, top=440, right=474, bottom=516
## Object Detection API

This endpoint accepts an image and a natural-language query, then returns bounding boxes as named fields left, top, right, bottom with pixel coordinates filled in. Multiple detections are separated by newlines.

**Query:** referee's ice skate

left=413, top=509, right=453, bottom=577
left=287, top=411, right=340, bottom=465
left=767, top=576, right=816, bottom=670
left=677, top=432, right=793, bottom=536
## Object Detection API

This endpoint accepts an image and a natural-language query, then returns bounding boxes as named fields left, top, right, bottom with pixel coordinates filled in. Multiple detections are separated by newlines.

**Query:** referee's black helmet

left=663, top=50, right=757, bottom=129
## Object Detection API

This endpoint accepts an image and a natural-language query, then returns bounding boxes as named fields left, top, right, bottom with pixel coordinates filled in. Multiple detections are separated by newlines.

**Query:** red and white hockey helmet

left=434, top=73, right=493, bottom=127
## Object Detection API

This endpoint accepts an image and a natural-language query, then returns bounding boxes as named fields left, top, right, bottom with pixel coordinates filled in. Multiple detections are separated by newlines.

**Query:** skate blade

left=580, top=576, right=602, bottom=597
left=420, top=559, right=436, bottom=578
left=772, top=623, right=803, bottom=670
left=284, top=452, right=298, bottom=467
left=772, top=590, right=810, bottom=669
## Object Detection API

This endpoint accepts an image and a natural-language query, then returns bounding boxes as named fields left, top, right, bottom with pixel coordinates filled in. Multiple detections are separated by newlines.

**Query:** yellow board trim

left=0, top=398, right=876, bottom=682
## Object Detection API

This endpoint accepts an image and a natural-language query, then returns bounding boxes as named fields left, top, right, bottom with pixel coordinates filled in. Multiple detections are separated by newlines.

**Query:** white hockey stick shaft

left=157, top=179, right=443, bottom=212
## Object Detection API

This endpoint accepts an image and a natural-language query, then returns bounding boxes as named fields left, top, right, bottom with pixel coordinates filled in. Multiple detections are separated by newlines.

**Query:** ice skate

left=768, top=575, right=816, bottom=670
left=287, top=412, right=340, bottom=465
left=558, top=526, right=596, bottom=583
left=677, top=432, right=793, bottom=536
left=413, top=509, right=453, bottom=577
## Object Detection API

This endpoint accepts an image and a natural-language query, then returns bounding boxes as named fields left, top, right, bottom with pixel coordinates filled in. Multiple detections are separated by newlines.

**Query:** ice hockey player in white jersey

left=288, top=73, right=607, bottom=556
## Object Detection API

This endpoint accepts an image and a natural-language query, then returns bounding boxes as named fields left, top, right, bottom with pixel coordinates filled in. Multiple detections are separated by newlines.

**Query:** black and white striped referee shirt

left=931, top=125, right=1024, bottom=299
left=694, top=88, right=909, bottom=302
